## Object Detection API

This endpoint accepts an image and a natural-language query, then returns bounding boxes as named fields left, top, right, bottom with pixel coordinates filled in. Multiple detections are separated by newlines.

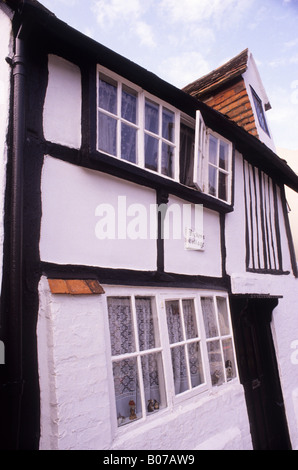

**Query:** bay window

left=105, top=289, right=237, bottom=429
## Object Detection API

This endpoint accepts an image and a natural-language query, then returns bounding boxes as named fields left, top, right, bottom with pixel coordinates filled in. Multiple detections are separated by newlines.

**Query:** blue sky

left=39, top=0, right=298, bottom=151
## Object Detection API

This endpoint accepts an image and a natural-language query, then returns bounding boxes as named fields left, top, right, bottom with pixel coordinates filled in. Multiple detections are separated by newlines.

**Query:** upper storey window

left=97, top=67, right=233, bottom=204
left=97, top=67, right=179, bottom=180
left=250, top=86, right=270, bottom=136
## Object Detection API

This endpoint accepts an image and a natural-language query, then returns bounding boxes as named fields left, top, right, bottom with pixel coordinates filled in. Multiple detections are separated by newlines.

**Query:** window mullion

left=117, top=82, right=122, bottom=159
left=130, top=296, right=146, bottom=419
left=138, top=92, right=144, bottom=168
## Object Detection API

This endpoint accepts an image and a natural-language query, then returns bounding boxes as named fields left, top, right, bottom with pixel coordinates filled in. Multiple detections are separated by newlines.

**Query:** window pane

left=107, top=297, right=135, bottom=355
left=208, top=165, right=217, bottom=197
left=122, top=86, right=137, bottom=124
left=98, top=112, right=117, bottom=156
left=166, top=300, right=183, bottom=344
left=207, top=340, right=224, bottom=386
left=162, top=108, right=174, bottom=142
left=188, top=342, right=204, bottom=388
left=223, top=338, right=236, bottom=382
left=121, top=123, right=136, bottom=163
left=216, top=297, right=230, bottom=336
left=219, top=141, right=229, bottom=170
left=201, top=297, right=218, bottom=338
left=145, top=134, right=158, bottom=172
left=180, top=123, right=195, bottom=186
left=182, top=299, right=198, bottom=339
left=209, top=135, right=218, bottom=165
left=135, top=297, right=157, bottom=351
left=161, top=143, right=174, bottom=178
left=171, top=345, right=189, bottom=394
left=98, top=76, right=117, bottom=114
left=145, top=99, right=159, bottom=134
left=218, top=171, right=227, bottom=201
left=141, top=352, right=166, bottom=413
left=113, top=358, right=142, bottom=426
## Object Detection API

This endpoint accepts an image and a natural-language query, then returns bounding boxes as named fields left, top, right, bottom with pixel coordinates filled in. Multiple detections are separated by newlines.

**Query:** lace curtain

left=98, top=78, right=137, bottom=162
left=166, top=300, right=203, bottom=394
left=108, top=297, right=162, bottom=423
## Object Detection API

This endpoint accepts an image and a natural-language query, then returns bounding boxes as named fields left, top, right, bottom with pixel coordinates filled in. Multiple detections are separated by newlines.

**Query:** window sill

left=89, top=150, right=234, bottom=214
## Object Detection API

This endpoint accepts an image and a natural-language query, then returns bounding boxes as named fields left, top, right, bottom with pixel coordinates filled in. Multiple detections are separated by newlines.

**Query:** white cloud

left=134, top=21, right=157, bottom=48
left=160, top=0, right=254, bottom=28
left=158, top=51, right=211, bottom=88
left=92, top=0, right=142, bottom=26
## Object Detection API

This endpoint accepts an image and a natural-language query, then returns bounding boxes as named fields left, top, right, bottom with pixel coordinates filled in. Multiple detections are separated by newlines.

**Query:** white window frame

left=97, top=65, right=180, bottom=181
left=102, top=286, right=238, bottom=433
left=194, top=110, right=233, bottom=204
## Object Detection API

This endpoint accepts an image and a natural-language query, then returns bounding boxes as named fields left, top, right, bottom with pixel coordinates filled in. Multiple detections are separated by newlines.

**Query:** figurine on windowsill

left=154, top=399, right=159, bottom=410
left=147, top=399, right=155, bottom=412
left=129, top=400, right=137, bottom=420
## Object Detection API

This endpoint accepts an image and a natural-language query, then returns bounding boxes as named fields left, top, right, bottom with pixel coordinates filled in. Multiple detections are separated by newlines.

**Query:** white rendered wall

left=164, top=195, right=222, bottom=277
left=37, top=277, right=253, bottom=450
left=43, top=54, right=81, bottom=149
left=0, top=7, right=12, bottom=294
left=40, top=156, right=157, bottom=271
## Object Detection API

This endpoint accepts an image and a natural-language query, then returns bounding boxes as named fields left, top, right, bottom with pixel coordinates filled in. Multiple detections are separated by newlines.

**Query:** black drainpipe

left=0, top=26, right=26, bottom=450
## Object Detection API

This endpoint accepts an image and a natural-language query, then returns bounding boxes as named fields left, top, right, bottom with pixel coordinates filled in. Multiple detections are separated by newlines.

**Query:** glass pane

left=180, top=123, right=195, bottom=187
left=217, top=297, right=230, bottom=336
left=188, top=342, right=204, bottom=388
left=145, top=134, right=158, bottom=172
left=162, top=108, right=174, bottom=142
left=122, top=86, right=137, bottom=124
left=182, top=299, right=198, bottom=339
left=171, top=345, right=189, bottom=394
left=208, top=165, right=217, bottom=197
left=121, top=123, right=136, bottom=163
left=219, top=140, right=229, bottom=170
left=98, top=76, right=117, bottom=114
left=166, top=300, right=183, bottom=344
left=161, top=143, right=174, bottom=178
left=209, top=135, right=218, bottom=165
left=207, top=340, right=224, bottom=386
left=201, top=297, right=218, bottom=338
left=98, top=112, right=117, bottom=156
left=107, top=297, right=135, bottom=355
left=218, top=171, right=227, bottom=201
left=145, top=99, right=159, bottom=134
left=141, top=352, right=166, bottom=413
left=135, top=297, right=157, bottom=351
left=113, top=358, right=142, bottom=426
left=223, top=338, right=236, bottom=382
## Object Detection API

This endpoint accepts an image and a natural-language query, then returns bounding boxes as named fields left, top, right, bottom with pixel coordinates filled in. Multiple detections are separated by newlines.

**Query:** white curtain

left=108, top=297, right=162, bottom=424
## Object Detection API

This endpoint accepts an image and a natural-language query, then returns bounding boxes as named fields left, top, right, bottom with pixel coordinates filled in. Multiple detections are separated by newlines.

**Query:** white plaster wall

left=0, top=7, right=12, bottom=294
left=37, top=276, right=113, bottom=450
left=43, top=54, right=81, bottom=149
left=37, top=278, right=252, bottom=450
left=40, top=156, right=157, bottom=271
left=225, top=151, right=247, bottom=277
left=164, top=195, right=222, bottom=276
left=270, top=277, right=298, bottom=450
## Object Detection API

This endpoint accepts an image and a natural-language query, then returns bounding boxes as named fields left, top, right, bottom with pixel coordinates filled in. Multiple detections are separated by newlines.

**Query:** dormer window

left=250, top=86, right=270, bottom=136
